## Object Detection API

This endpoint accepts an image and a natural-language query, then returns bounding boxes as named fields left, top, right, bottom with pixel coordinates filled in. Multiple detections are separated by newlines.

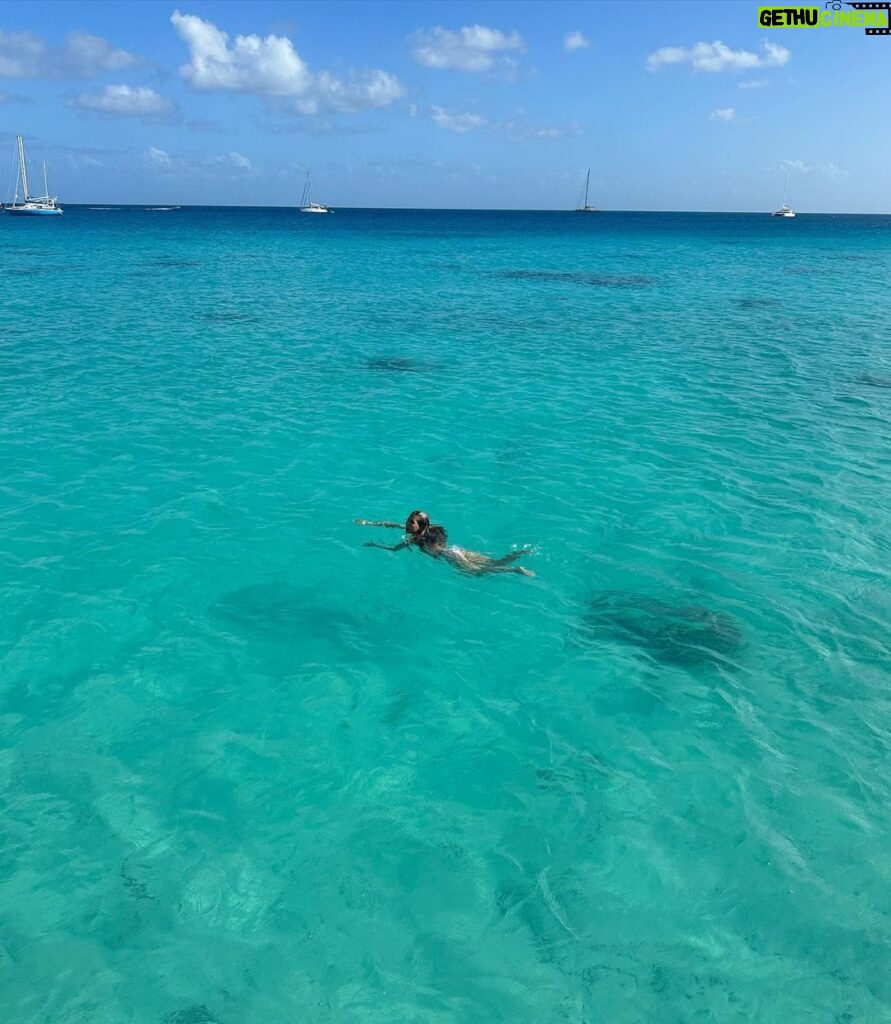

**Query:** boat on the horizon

left=146, top=206, right=181, bottom=211
left=773, top=174, right=795, bottom=218
left=299, top=173, right=332, bottom=214
left=575, top=169, right=598, bottom=213
left=4, top=136, right=63, bottom=216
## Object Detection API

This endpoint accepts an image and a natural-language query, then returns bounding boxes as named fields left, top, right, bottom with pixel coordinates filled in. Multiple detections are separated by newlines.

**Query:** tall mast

left=585, top=169, right=590, bottom=208
left=43, top=161, right=49, bottom=199
left=782, top=173, right=789, bottom=209
left=16, top=135, right=30, bottom=201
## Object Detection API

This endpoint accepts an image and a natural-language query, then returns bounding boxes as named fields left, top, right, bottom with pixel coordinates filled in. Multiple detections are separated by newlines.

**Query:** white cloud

left=738, top=78, right=768, bottom=89
left=564, top=31, right=590, bottom=52
left=646, top=39, right=789, bottom=74
left=143, top=146, right=254, bottom=177
left=411, top=25, right=525, bottom=73
left=430, top=106, right=487, bottom=133
left=0, top=29, right=139, bottom=79
left=146, top=146, right=172, bottom=169
left=709, top=107, right=737, bottom=122
left=513, top=120, right=583, bottom=140
left=170, top=11, right=402, bottom=113
left=68, top=153, right=103, bottom=170
left=224, top=151, right=251, bottom=170
left=62, top=32, right=139, bottom=77
left=0, top=32, right=45, bottom=78
left=780, top=158, right=811, bottom=173
left=820, top=162, right=848, bottom=180
left=301, top=69, right=403, bottom=115
left=68, top=84, right=175, bottom=120
left=171, top=12, right=310, bottom=93
left=427, top=106, right=581, bottom=140
left=775, top=159, right=848, bottom=180
left=266, top=117, right=381, bottom=138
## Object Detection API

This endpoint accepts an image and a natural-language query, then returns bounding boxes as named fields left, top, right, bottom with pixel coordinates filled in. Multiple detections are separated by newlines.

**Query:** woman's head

left=405, top=510, right=430, bottom=535
left=422, top=524, right=448, bottom=553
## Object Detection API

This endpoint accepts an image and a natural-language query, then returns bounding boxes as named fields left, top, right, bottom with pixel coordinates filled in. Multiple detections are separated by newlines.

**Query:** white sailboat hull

left=773, top=174, right=794, bottom=217
left=5, top=137, right=62, bottom=216
left=577, top=167, right=598, bottom=211
left=575, top=169, right=598, bottom=212
left=298, top=173, right=331, bottom=213
left=5, top=203, right=63, bottom=216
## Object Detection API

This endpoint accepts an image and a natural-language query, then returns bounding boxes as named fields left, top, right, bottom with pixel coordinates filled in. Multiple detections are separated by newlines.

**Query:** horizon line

left=25, top=204, right=890, bottom=216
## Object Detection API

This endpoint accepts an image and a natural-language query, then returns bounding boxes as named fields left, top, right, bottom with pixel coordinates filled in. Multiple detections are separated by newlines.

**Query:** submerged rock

left=212, top=583, right=366, bottom=646
left=152, top=258, right=202, bottom=269
left=364, top=357, right=441, bottom=373
left=497, top=270, right=655, bottom=287
left=856, top=374, right=891, bottom=391
left=573, top=591, right=744, bottom=667
left=162, top=1007, right=218, bottom=1024
left=203, top=310, right=258, bottom=324
left=734, top=297, right=781, bottom=310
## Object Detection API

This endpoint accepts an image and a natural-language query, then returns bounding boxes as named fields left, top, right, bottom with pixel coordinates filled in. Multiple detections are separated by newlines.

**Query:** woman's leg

left=444, top=548, right=534, bottom=577
left=491, top=548, right=532, bottom=566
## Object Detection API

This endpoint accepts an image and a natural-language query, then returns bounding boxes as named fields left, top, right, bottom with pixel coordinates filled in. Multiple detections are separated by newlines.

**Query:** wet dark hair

left=405, top=510, right=430, bottom=534
left=421, top=524, right=448, bottom=551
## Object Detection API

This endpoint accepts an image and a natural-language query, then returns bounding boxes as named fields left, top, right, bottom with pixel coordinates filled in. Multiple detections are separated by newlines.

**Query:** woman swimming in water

left=355, top=509, right=432, bottom=546
left=419, top=525, right=535, bottom=576
left=356, top=511, right=535, bottom=577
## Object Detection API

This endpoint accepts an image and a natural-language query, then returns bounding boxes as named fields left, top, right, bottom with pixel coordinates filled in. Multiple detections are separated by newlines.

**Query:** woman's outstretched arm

left=364, top=539, right=411, bottom=552
left=355, top=518, right=403, bottom=528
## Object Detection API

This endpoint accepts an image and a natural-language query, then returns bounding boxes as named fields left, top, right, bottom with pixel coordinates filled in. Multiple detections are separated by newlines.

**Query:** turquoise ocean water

left=1, top=207, right=890, bottom=1023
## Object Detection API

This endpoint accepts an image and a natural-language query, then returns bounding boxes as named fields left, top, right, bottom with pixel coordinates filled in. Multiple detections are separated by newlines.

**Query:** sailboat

left=299, top=172, right=332, bottom=214
left=575, top=169, right=598, bottom=213
left=4, top=136, right=63, bottom=216
left=773, top=174, right=795, bottom=218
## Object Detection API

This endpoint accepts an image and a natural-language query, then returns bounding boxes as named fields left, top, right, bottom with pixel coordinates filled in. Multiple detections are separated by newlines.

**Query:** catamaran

left=5, top=135, right=63, bottom=216
left=575, top=168, right=598, bottom=213
left=773, top=174, right=795, bottom=218
left=299, top=172, right=332, bottom=214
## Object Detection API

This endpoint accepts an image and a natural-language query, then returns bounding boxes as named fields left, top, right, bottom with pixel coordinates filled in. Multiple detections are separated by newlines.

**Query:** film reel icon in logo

left=840, top=0, right=891, bottom=33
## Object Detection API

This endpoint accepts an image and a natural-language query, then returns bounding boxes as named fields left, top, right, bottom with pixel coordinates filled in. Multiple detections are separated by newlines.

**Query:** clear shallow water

left=1, top=207, right=890, bottom=1023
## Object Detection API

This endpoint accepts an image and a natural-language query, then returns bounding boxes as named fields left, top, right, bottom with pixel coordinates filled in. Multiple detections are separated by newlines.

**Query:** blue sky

left=1, top=0, right=888, bottom=210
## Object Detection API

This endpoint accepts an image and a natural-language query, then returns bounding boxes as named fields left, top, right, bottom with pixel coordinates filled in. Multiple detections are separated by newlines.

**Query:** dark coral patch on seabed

left=856, top=374, right=891, bottom=391
left=734, top=297, right=782, bottom=310
left=572, top=591, right=744, bottom=667
left=212, top=583, right=368, bottom=645
left=364, top=357, right=443, bottom=373
left=496, top=270, right=655, bottom=287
